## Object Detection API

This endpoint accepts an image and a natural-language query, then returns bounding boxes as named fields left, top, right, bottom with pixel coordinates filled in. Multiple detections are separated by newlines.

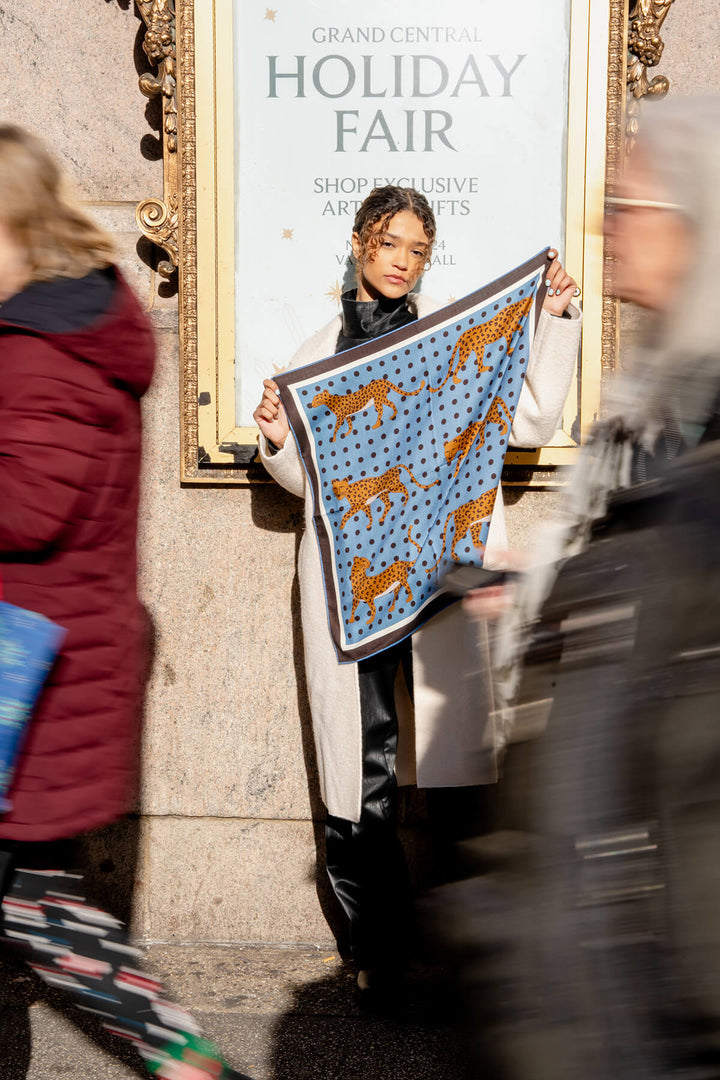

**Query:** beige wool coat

left=259, top=292, right=582, bottom=822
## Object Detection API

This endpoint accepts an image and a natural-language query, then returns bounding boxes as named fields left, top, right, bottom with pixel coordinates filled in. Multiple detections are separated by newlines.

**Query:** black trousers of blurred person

left=325, top=637, right=496, bottom=976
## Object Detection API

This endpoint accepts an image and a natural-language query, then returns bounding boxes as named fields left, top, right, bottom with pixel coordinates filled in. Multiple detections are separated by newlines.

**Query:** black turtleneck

left=335, top=289, right=417, bottom=355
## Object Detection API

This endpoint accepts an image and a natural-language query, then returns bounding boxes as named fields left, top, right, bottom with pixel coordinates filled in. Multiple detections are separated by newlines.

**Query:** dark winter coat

left=0, top=267, right=154, bottom=841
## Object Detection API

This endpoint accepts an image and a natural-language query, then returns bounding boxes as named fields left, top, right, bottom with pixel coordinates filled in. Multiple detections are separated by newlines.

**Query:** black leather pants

left=325, top=639, right=414, bottom=971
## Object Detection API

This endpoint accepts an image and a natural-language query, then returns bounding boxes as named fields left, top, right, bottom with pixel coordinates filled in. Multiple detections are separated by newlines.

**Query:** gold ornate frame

left=136, top=0, right=676, bottom=482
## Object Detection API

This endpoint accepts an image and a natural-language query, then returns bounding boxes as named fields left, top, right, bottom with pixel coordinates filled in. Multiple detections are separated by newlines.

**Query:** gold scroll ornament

left=135, top=0, right=178, bottom=278
left=626, top=0, right=676, bottom=149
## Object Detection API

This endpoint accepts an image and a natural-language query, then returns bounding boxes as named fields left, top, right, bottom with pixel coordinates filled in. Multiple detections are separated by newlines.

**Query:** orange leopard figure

left=312, top=376, right=426, bottom=442
left=444, top=395, right=513, bottom=479
left=349, top=557, right=415, bottom=627
left=427, top=487, right=499, bottom=573
left=349, top=525, right=421, bottom=626
left=429, top=295, right=533, bottom=393
left=332, top=464, right=440, bottom=530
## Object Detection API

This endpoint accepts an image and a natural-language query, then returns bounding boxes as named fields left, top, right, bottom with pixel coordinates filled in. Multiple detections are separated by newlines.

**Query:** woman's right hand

left=253, top=378, right=290, bottom=449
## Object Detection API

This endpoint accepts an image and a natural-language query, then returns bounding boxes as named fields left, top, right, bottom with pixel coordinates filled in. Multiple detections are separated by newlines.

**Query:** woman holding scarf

left=254, top=184, right=581, bottom=999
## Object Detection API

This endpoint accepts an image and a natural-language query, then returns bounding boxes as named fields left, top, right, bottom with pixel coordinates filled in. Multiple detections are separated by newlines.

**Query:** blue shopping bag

left=0, top=600, right=65, bottom=812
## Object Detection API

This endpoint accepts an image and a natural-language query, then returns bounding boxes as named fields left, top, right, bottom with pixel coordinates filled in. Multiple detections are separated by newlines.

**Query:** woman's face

left=352, top=210, right=430, bottom=303
left=0, top=219, right=30, bottom=303
left=605, top=147, right=693, bottom=312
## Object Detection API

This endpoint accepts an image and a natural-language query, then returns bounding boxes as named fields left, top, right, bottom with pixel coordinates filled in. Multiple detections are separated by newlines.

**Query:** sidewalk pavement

left=1, top=944, right=468, bottom=1080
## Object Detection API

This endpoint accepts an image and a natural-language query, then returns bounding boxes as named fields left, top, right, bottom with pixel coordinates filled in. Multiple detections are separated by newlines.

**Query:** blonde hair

left=610, top=96, right=720, bottom=438
left=0, top=125, right=114, bottom=282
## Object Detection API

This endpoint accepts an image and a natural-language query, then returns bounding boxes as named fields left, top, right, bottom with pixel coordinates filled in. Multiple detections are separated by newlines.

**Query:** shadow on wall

left=105, top=0, right=180, bottom=297
left=249, top=481, right=349, bottom=950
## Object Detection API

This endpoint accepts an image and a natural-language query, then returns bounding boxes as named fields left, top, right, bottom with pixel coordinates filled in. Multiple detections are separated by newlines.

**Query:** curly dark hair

left=352, top=185, right=437, bottom=272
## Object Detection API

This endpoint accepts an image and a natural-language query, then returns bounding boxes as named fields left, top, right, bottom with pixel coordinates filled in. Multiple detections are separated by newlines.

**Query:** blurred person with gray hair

left=604, top=94, right=720, bottom=460
left=485, top=94, right=720, bottom=717
left=428, top=95, right=720, bottom=1080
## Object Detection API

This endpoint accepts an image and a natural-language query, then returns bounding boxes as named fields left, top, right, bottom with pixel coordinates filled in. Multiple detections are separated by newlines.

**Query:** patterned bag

left=0, top=591, right=65, bottom=811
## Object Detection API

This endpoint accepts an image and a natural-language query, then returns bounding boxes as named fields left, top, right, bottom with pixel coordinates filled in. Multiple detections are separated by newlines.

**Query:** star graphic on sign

left=325, top=280, right=343, bottom=305
left=282, top=228, right=294, bottom=239
left=446, top=295, right=457, bottom=304
left=272, top=363, right=291, bottom=375
left=264, top=8, right=277, bottom=21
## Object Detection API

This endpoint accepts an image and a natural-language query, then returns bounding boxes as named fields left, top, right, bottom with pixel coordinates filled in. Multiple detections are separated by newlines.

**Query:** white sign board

left=233, top=0, right=571, bottom=426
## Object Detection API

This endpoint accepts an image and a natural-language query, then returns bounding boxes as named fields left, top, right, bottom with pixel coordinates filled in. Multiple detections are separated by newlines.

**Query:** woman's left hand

left=542, top=249, right=579, bottom=316
left=462, top=550, right=530, bottom=622
left=463, top=584, right=514, bottom=622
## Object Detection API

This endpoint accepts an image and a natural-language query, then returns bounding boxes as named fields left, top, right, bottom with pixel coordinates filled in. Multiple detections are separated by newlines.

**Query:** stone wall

left=1, top=0, right=716, bottom=944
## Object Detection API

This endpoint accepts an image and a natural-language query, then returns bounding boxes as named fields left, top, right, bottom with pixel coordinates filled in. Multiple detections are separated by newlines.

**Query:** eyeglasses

left=604, top=195, right=683, bottom=217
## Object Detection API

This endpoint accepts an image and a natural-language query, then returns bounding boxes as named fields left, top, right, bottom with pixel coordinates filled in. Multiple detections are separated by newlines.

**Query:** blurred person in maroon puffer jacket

left=0, top=126, right=251, bottom=1080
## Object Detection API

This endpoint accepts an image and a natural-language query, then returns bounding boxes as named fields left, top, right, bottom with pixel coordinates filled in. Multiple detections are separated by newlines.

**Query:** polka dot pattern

left=280, top=266, right=545, bottom=658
